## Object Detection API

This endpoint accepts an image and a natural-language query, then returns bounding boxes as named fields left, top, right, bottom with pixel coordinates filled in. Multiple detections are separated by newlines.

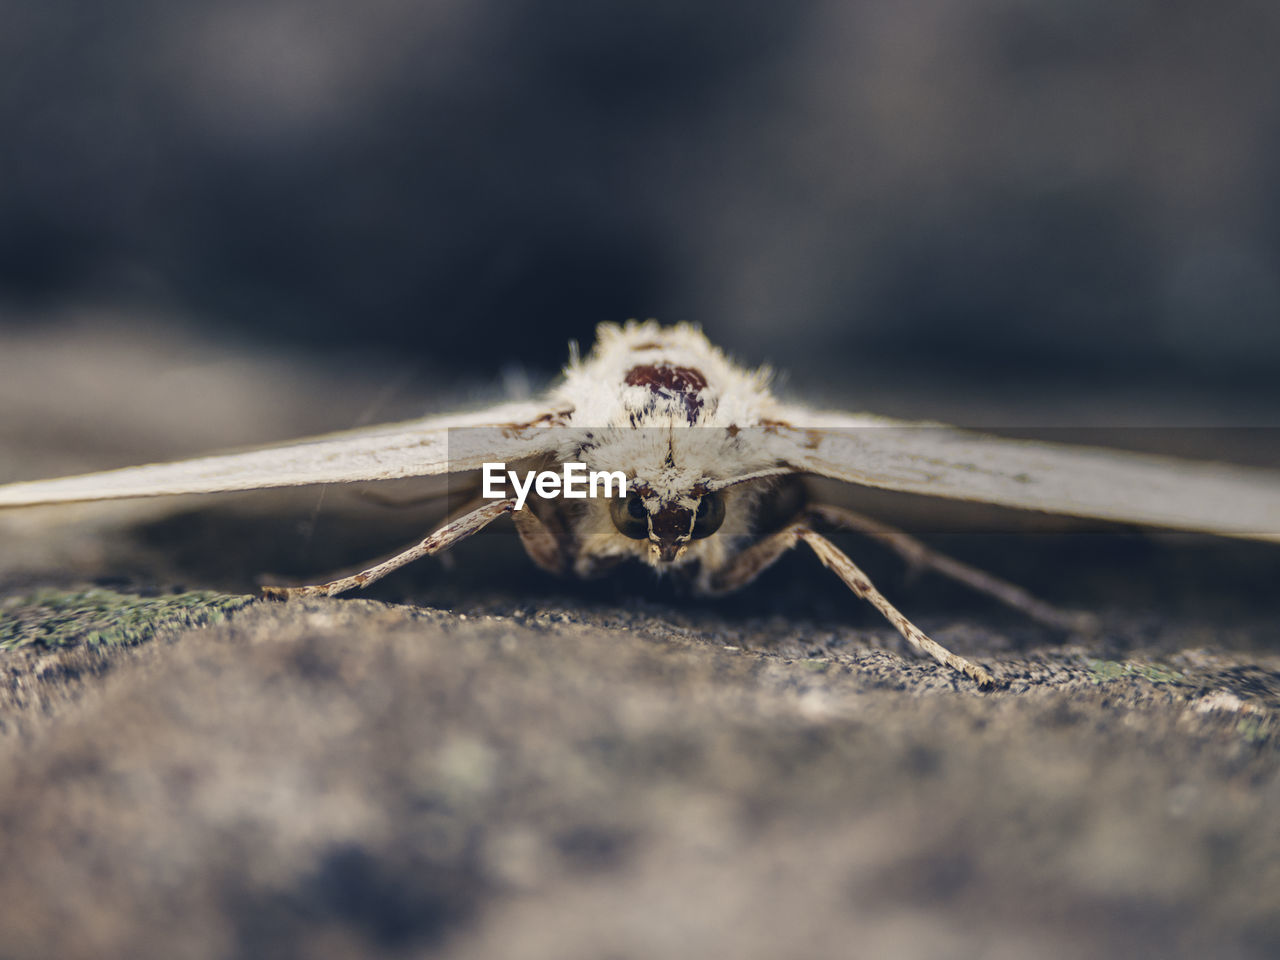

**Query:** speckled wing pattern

left=768, top=406, right=1280, bottom=542
left=0, top=400, right=556, bottom=507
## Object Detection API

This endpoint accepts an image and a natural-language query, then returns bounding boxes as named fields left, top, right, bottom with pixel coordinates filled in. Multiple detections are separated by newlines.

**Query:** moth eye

left=690, top=492, right=725, bottom=539
left=610, top=494, right=649, bottom=539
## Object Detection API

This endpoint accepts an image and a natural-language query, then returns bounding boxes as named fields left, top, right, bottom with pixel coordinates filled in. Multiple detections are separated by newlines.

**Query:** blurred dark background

left=2, top=0, right=1279, bottom=416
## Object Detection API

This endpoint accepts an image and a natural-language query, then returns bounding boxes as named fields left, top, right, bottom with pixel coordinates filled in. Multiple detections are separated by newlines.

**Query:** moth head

left=576, top=421, right=778, bottom=562
left=609, top=487, right=726, bottom=562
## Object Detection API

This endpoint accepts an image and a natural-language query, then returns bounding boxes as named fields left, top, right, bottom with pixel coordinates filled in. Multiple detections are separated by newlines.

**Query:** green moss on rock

left=1087, top=658, right=1188, bottom=686
left=0, top=588, right=254, bottom=651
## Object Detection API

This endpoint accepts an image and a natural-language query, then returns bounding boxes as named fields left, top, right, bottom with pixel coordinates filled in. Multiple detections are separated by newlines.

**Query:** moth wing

left=0, top=400, right=561, bottom=507
left=767, top=405, right=1280, bottom=542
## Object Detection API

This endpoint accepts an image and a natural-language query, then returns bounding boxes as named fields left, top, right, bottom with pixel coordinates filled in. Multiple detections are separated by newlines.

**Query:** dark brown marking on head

left=726, top=424, right=740, bottom=437
left=624, top=364, right=708, bottom=423
left=625, top=363, right=708, bottom=393
left=649, top=502, right=694, bottom=551
left=631, top=341, right=663, bottom=350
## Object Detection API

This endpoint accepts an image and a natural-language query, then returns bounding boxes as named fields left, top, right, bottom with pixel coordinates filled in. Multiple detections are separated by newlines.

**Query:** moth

left=2, top=321, right=1278, bottom=687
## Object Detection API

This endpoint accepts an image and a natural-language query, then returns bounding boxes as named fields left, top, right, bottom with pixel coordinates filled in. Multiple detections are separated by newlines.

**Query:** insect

left=2, top=322, right=1278, bottom=687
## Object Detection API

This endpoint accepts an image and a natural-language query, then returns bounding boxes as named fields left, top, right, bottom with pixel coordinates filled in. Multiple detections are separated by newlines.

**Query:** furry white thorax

left=539, top=321, right=787, bottom=573
left=551, top=321, right=783, bottom=506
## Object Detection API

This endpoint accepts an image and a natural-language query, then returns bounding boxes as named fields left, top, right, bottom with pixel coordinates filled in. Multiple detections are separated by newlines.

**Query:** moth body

left=517, top=322, right=791, bottom=580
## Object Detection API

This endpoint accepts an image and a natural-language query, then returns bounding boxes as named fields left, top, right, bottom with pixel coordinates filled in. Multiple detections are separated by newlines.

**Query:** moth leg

left=512, top=502, right=571, bottom=575
left=703, top=523, right=806, bottom=594
left=808, top=503, right=1097, bottom=632
left=798, top=528, right=996, bottom=689
left=704, top=521, right=995, bottom=687
left=262, top=498, right=517, bottom=599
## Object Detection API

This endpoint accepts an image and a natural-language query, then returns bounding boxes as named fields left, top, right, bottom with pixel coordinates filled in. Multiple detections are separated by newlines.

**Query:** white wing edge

left=768, top=406, right=1280, bottom=543
left=0, top=400, right=559, bottom=508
